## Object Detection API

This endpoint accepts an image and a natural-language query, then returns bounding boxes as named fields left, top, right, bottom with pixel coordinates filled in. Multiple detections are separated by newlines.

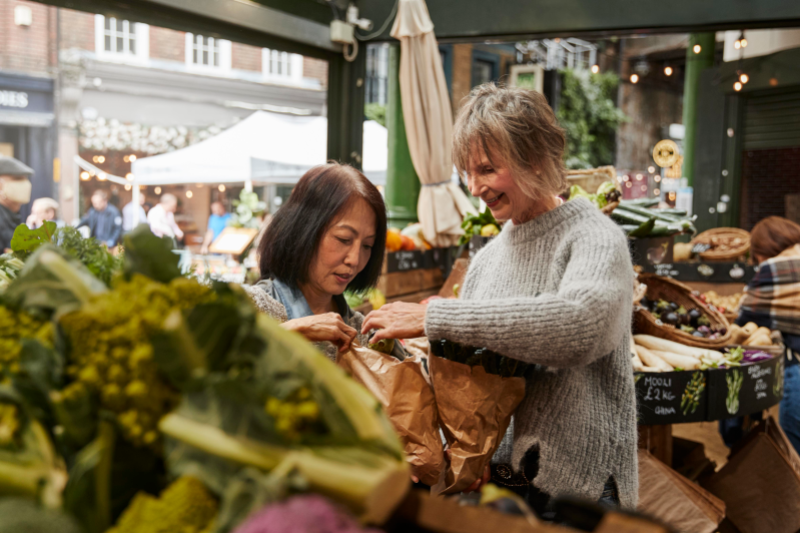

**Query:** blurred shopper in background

left=77, top=190, right=123, bottom=248
left=0, top=156, right=33, bottom=252
left=201, top=201, right=231, bottom=254
left=148, top=193, right=184, bottom=245
left=123, top=192, right=148, bottom=233
left=26, top=197, right=63, bottom=229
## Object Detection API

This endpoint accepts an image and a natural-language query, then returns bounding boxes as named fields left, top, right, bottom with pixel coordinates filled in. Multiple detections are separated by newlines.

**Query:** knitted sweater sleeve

left=425, top=226, right=633, bottom=368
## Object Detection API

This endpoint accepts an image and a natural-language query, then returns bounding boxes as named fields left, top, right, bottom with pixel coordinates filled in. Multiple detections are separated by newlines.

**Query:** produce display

left=611, top=198, right=697, bottom=238
left=639, top=296, right=726, bottom=340
left=632, top=335, right=774, bottom=373
left=729, top=322, right=775, bottom=347
left=458, top=208, right=500, bottom=246
left=0, top=225, right=409, bottom=532
left=385, top=224, right=432, bottom=253
left=691, top=228, right=750, bottom=261
left=344, top=288, right=386, bottom=311
left=701, top=291, right=744, bottom=316
left=567, top=181, right=621, bottom=210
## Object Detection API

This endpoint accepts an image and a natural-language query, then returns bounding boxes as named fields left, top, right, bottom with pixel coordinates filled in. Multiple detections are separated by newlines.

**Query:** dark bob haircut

left=258, top=162, right=387, bottom=292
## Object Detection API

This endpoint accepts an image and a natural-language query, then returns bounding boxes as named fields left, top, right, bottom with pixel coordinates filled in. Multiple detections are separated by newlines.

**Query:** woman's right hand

left=282, top=313, right=357, bottom=352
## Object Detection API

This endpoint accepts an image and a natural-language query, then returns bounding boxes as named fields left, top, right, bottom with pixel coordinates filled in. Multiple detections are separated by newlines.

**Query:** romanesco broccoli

left=0, top=305, right=54, bottom=378
left=106, top=476, right=218, bottom=533
left=58, top=274, right=213, bottom=448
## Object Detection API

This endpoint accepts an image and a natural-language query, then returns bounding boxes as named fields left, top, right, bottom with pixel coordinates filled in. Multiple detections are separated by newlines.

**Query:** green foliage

left=364, top=103, right=386, bottom=127
left=10, top=223, right=57, bottom=259
left=231, top=191, right=268, bottom=229
left=557, top=68, right=627, bottom=170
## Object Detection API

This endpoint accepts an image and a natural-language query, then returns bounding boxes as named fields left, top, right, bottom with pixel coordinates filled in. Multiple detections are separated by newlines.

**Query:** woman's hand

left=362, top=302, right=426, bottom=342
left=283, top=313, right=357, bottom=352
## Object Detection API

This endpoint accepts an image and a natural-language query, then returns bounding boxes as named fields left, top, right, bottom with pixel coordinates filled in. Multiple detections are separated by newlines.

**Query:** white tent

left=131, top=110, right=388, bottom=187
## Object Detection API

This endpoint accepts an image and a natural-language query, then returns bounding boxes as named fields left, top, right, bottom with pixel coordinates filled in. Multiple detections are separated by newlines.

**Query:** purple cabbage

left=742, top=350, right=774, bottom=364
left=233, top=495, right=381, bottom=533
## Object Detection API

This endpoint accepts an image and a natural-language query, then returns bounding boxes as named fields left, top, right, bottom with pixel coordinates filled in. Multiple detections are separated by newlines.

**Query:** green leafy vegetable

left=10, top=223, right=57, bottom=259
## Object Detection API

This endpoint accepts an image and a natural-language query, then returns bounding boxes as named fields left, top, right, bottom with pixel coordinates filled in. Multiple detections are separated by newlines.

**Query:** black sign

left=386, top=250, right=423, bottom=272
left=642, top=262, right=756, bottom=283
left=707, top=357, right=784, bottom=420
left=636, top=371, right=708, bottom=425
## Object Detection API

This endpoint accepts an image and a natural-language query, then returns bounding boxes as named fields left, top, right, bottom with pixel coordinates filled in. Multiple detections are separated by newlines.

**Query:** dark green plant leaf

left=10, top=222, right=57, bottom=258
left=122, top=226, right=181, bottom=284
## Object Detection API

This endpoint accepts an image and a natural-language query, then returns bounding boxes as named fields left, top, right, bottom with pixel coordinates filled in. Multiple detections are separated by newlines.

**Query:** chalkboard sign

left=386, top=250, right=424, bottom=272
left=706, top=356, right=784, bottom=420
left=642, top=262, right=756, bottom=283
left=636, top=371, right=708, bottom=425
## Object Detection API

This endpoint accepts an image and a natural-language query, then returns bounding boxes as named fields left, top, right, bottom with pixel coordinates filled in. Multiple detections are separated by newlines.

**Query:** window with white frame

left=94, top=15, right=149, bottom=62
left=185, top=33, right=231, bottom=70
left=262, top=49, right=303, bottom=84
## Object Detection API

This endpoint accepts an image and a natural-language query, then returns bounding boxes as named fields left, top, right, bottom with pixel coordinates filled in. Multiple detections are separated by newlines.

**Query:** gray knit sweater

left=425, top=197, right=638, bottom=509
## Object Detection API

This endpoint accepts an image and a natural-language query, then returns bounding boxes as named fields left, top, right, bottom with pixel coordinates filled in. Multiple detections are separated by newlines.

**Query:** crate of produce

left=635, top=274, right=732, bottom=349
left=691, top=228, right=750, bottom=262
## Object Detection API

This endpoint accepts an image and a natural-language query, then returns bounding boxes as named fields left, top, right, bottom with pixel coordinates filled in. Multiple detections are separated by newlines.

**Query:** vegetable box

left=635, top=355, right=783, bottom=425
left=629, top=235, right=675, bottom=266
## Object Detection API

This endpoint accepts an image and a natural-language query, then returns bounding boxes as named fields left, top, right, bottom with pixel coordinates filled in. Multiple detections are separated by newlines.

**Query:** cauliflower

left=233, top=495, right=381, bottom=533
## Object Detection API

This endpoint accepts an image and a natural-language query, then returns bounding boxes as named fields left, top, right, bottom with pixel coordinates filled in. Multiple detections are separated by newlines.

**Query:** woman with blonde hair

left=363, top=83, right=637, bottom=514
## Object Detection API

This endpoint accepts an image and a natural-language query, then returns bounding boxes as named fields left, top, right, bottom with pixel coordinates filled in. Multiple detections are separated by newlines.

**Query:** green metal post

left=682, top=33, right=715, bottom=187
left=385, top=44, right=420, bottom=228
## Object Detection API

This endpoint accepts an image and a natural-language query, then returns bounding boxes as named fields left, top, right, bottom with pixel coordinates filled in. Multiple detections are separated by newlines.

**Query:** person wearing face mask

left=243, top=162, right=396, bottom=362
left=0, top=156, right=34, bottom=253
left=77, top=190, right=123, bottom=248
left=362, top=84, right=637, bottom=515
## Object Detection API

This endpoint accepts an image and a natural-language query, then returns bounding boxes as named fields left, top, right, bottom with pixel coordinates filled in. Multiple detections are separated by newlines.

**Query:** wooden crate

left=377, top=268, right=443, bottom=299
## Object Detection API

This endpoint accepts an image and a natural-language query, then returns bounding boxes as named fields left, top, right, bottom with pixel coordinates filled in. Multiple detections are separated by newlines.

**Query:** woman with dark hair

left=721, top=216, right=800, bottom=453
left=244, top=162, right=388, bottom=361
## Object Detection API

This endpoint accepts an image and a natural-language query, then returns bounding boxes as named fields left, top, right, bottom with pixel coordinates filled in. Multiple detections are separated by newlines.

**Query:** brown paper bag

left=429, top=354, right=526, bottom=495
left=637, top=450, right=725, bottom=533
left=337, top=345, right=445, bottom=486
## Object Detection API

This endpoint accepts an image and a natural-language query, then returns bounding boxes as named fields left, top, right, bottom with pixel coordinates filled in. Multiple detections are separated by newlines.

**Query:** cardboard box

left=703, top=417, right=800, bottom=533
left=637, top=450, right=725, bottom=533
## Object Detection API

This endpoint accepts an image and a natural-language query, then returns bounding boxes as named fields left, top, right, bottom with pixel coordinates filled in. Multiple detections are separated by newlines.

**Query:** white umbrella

left=391, top=0, right=475, bottom=247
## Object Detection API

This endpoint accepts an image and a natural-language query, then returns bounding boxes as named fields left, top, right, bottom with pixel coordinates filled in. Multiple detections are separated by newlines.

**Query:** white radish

left=635, top=345, right=674, bottom=371
left=634, top=335, right=723, bottom=361
left=649, top=350, right=700, bottom=370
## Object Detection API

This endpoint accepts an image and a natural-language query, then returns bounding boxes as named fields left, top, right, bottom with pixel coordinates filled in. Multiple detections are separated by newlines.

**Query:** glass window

left=103, top=17, right=137, bottom=55
left=472, top=59, right=494, bottom=87
left=192, top=35, right=220, bottom=67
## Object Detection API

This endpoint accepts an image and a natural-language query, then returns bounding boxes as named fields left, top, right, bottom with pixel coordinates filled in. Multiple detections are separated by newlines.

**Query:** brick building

left=0, top=0, right=329, bottom=224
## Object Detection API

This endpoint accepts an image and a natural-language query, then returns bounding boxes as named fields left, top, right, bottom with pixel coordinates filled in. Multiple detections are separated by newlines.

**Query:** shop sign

left=0, top=90, right=28, bottom=109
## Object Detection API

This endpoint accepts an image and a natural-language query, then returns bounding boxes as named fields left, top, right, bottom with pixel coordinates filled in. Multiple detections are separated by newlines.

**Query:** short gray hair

left=453, top=83, right=567, bottom=200
left=160, top=193, right=177, bottom=205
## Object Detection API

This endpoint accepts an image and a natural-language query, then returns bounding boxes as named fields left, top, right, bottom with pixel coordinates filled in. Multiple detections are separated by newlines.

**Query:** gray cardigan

left=425, top=198, right=638, bottom=509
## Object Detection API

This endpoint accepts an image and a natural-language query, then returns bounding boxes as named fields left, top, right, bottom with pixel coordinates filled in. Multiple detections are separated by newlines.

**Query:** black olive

left=688, top=309, right=701, bottom=327
left=663, top=312, right=679, bottom=326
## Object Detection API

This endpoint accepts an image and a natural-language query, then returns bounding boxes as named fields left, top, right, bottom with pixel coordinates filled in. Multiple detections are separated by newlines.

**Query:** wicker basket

left=600, top=201, right=620, bottom=216
left=634, top=274, right=732, bottom=349
left=565, top=166, right=620, bottom=216
left=692, top=228, right=750, bottom=261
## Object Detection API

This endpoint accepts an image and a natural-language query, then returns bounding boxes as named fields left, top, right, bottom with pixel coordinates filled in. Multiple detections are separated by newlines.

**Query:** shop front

left=0, top=72, right=56, bottom=218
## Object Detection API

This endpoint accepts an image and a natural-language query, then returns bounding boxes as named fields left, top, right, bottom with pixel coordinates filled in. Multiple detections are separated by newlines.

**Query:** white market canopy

left=131, top=110, right=388, bottom=187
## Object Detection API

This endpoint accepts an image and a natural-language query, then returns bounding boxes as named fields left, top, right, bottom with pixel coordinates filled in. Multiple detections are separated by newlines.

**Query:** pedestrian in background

left=77, top=190, right=123, bottom=248
left=26, top=197, right=63, bottom=229
left=123, top=192, right=148, bottom=233
left=200, top=201, right=231, bottom=254
left=0, top=156, right=34, bottom=252
left=147, top=193, right=184, bottom=244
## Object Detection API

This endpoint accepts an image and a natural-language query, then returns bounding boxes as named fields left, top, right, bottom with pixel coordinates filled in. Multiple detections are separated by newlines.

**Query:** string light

left=186, top=190, right=193, bottom=199
left=734, top=81, right=743, bottom=91
left=635, top=174, right=643, bottom=181
left=664, top=66, right=673, bottom=76
left=693, top=44, right=702, bottom=54
left=740, top=73, right=749, bottom=84
left=123, top=155, right=130, bottom=163
left=124, top=184, right=132, bottom=191
left=654, top=188, right=661, bottom=195
left=218, top=184, right=226, bottom=192
left=648, top=166, right=656, bottom=174
left=125, top=173, right=134, bottom=181
left=625, top=181, right=633, bottom=188
left=97, top=172, right=107, bottom=181
left=630, top=73, right=639, bottom=84
left=591, top=64, right=600, bottom=74
left=734, top=40, right=741, bottom=50
left=740, top=38, right=747, bottom=48
left=129, top=154, right=137, bottom=162
left=154, top=187, right=162, bottom=194
left=641, top=185, right=647, bottom=192
left=97, top=155, right=105, bottom=163
left=654, top=175, right=662, bottom=183
left=80, top=171, right=90, bottom=181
